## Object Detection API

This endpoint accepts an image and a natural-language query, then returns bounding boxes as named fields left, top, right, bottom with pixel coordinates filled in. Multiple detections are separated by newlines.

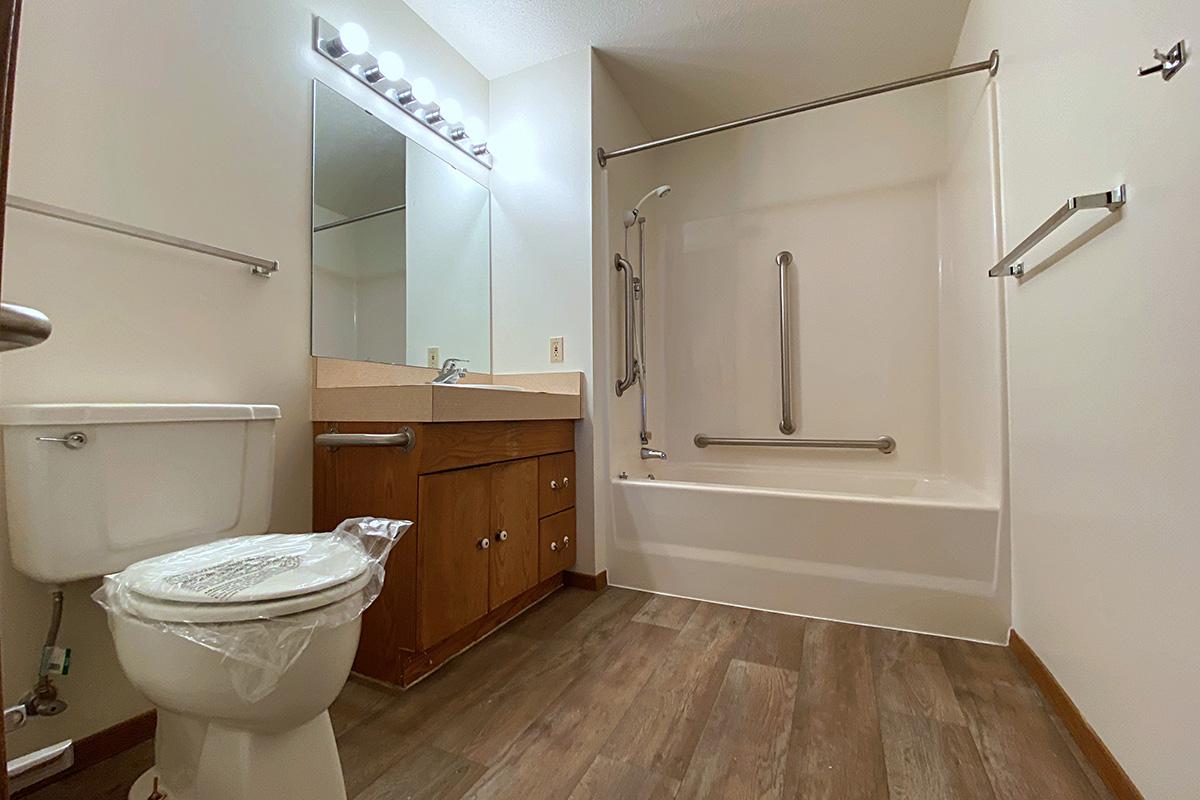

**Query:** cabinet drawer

left=539, top=508, right=576, bottom=581
left=538, top=451, right=576, bottom=517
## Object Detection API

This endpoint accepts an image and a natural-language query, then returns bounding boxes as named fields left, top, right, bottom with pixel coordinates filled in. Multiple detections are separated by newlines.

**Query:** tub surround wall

left=951, top=1, right=1200, bottom=796
left=0, top=0, right=489, bottom=757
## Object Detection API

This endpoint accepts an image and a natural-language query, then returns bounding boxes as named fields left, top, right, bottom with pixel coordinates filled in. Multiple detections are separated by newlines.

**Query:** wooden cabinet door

left=418, top=465, right=491, bottom=647
left=539, top=508, right=577, bottom=581
left=538, top=451, right=576, bottom=517
left=489, top=458, right=539, bottom=608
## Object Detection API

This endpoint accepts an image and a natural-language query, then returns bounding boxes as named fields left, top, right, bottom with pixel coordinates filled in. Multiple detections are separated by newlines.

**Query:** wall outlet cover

left=550, top=336, right=564, bottom=363
left=427, top=346, right=440, bottom=368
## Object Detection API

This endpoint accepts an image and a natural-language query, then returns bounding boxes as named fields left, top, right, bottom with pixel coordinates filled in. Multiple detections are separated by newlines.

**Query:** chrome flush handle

left=36, top=432, right=88, bottom=450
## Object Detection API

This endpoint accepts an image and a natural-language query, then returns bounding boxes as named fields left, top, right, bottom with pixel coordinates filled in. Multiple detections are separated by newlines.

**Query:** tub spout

left=640, top=447, right=667, bottom=460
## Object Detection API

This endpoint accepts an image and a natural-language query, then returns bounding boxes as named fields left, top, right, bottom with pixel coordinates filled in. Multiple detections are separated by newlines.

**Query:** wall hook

left=1138, top=40, right=1186, bottom=80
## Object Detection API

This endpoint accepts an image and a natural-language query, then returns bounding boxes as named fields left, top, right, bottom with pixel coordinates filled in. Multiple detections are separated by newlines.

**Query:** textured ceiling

left=401, top=0, right=972, bottom=136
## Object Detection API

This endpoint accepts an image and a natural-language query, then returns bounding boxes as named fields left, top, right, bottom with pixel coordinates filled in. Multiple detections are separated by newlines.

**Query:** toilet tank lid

left=0, top=403, right=282, bottom=426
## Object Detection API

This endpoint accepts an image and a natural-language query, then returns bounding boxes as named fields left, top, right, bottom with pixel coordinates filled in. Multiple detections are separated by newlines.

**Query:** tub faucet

left=640, top=446, right=667, bottom=460
left=432, top=358, right=469, bottom=384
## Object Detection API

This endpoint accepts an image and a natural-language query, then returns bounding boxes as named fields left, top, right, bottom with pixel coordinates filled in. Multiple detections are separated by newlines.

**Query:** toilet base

left=128, top=710, right=347, bottom=800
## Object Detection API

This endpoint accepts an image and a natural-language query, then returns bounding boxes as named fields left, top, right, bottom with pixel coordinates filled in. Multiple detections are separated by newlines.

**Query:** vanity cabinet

left=313, top=419, right=576, bottom=687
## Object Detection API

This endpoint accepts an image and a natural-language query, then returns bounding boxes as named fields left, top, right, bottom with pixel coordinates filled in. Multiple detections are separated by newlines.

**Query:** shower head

left=624, top=184, right=672, bottom=228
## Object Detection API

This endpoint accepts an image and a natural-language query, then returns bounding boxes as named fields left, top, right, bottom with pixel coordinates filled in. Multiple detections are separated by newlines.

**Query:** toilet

left=0, top=403, right=382, bottom=800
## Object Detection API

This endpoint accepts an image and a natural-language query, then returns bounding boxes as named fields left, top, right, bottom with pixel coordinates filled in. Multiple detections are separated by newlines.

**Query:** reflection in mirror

left=311, top=81, right=491, bottom=370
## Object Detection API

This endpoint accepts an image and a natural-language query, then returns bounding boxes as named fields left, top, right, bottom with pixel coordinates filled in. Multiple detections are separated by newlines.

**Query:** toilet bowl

left=104, top=532, right=378, bottom=800
left=0, top=404, right=403, bottom=800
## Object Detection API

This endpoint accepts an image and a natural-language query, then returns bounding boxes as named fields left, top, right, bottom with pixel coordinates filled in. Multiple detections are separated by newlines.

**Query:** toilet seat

left=114, top=533, right=374, bottom=623
left=121, top=569, right=372, bottom=623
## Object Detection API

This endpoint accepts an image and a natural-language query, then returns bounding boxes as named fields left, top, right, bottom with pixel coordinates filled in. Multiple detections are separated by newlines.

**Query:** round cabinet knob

left=497, top=530, right=509, bottom=542
left=562, top=536, right=570, bottom=547
left=550, top=541, right=559, bottom=552
left=562, top=477, right=569, bottom=487
left=478, top=537, right=491, bottom=550
left=550, top=480, right=559, bottom=490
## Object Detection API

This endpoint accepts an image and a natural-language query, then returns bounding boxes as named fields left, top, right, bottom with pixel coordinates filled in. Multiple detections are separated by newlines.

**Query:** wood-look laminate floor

left=26, top=587, right=1114, bottom=800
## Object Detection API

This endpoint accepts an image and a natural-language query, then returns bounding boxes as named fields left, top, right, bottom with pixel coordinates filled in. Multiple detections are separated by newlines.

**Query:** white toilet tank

left=0, top=404, right=280, bottom=583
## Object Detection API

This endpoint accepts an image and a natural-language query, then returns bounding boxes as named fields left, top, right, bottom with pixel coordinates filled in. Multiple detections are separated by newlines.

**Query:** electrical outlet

left=550, top=336, right=564, bottom=363
left=427, top=346, right=440, bottom=368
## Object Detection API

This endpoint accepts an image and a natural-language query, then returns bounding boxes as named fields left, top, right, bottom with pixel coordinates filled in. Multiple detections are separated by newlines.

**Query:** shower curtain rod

left=597, top=50, right=999, bottom=167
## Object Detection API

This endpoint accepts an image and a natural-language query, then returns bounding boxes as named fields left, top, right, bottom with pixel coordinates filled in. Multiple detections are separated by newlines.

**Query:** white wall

left=0, top=0, right=487, bottom=756
left=590, top=53, right=663, bottom=573
left=490, top=49, right=598, bottom=570
left=952, top=2, right=1200, bottom=796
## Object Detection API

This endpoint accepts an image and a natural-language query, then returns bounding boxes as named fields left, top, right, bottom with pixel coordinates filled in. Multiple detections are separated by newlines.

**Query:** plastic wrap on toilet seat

left=93, top=517, right=411, bottom=702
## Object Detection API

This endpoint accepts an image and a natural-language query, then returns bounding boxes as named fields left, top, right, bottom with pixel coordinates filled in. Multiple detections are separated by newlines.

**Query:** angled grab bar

left=615, top=254, right=637, bottom=396
left=694, top=434, right=896, bottom=454
left=777, top=251, right=796, bottom=434
left=7, top=195, right=279, bottom=276
left=989, top=185, right=1126, bottom=277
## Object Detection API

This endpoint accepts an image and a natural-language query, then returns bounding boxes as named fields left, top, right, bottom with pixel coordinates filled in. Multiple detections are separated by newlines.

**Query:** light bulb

left=463, top=116, right=486, bottom=141
left=411, top=77, right=436, bottom=105
left=337, top=23, right=369, bottom=55
left=376, top=51, right=405, bottom=81
left=439, top=98, right=463, bottom=124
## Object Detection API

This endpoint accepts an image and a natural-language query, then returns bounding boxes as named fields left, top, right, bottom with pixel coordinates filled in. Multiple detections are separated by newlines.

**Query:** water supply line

left=4, top=588, right=70, bottom=735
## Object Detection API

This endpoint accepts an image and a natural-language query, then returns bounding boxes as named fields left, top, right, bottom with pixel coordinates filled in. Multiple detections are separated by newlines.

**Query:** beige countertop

left=311, top=358, right=583, bottom=422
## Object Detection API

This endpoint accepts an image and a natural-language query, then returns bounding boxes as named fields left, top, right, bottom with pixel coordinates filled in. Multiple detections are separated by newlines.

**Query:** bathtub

left=609, top=464, right=1009, bottom=642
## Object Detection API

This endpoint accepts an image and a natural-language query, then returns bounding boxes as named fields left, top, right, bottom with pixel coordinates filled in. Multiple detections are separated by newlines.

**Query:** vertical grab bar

left=615, top=254, right=637, bottom=396
left=777, top=251, right=796, bottom=434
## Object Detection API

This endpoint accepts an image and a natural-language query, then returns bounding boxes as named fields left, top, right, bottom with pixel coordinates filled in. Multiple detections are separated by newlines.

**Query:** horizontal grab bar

left=315, top=427, right=415, bottom=452
left=694, top=434, right=896, bottom=454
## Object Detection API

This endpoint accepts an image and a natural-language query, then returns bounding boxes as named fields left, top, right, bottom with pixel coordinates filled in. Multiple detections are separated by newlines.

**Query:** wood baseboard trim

left=1009, top=631, right=1144, bottom=800
left=13, top=709, right=156, bottom=797
left=564, top=569, right=608, bottom=592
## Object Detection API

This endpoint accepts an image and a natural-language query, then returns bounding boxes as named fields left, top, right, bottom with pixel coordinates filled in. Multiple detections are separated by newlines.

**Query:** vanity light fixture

left=363, top=51, right=404, bottom=83
left=323, top=22, right=369, bottom=58
left=313, top=16, right=492, bottom=168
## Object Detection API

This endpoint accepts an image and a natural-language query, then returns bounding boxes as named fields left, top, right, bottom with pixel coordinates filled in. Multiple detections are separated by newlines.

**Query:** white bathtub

left=609, top=464, right=1009, bottom=642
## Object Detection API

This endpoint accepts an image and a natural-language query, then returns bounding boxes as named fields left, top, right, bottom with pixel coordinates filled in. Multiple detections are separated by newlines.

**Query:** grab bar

left=989, top=185, right=1126, bottom=277
left=615, top=254, right=637, bottom=396
left=694, top=434, right=896, bottom=454
left=315, top=427, right=415, bottom=452
left=0, top=302, right=52, bottom=352
left=6, top=195, right=279, bottom=277
left=777, top=251, right=796, bottom=434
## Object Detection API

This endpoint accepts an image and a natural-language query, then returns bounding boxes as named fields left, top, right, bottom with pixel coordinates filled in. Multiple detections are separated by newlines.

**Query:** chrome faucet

left=640, top=446, right=667, bottom=460
left=432, top=358, right=469, bottom=384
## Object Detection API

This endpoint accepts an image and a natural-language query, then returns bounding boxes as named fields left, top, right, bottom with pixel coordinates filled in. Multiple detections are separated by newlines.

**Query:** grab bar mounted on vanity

left=614, top=254, right=637, bottom=396
left=694, top=434, right=896, bottom=454
left=314, top=427, right=416, bottom=452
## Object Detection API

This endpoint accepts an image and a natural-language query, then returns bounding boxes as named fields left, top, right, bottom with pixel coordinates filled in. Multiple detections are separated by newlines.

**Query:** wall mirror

left=311, top=80, right=491, bottom=370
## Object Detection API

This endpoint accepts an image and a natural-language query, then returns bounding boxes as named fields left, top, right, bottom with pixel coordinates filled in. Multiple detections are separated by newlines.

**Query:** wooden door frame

left=0, top=0, right=22, bottom=796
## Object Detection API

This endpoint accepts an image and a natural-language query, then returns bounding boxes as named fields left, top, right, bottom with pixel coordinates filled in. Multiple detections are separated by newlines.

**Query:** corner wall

left=489, top=49, right=597, bottom=569
left=952, top=1, right=1200, bottom=796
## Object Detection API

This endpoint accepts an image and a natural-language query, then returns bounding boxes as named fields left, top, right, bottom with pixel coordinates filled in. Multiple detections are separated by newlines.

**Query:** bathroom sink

left=432, top=383, right=527, bottom=391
